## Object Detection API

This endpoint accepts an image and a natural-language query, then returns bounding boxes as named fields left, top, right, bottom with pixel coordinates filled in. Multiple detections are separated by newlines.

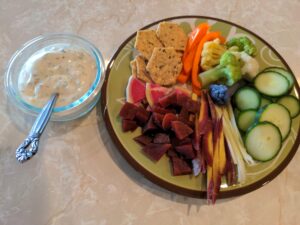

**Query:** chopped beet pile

left=119, top=89, right=200, bottom=176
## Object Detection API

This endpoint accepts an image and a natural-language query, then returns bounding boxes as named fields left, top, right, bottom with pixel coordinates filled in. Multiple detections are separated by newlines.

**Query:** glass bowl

left=4, top=33, right=105, bottom=121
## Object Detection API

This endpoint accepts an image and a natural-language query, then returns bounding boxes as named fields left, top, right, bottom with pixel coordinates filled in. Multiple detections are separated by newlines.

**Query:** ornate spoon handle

left=16, top=93, right=58, bottom=163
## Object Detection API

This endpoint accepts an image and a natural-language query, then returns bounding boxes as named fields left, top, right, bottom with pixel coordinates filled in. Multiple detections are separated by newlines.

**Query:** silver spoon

left=16, top=93, right=59, bottom=163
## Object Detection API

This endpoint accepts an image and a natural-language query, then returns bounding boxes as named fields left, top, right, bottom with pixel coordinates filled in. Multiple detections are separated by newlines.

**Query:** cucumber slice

left=254, top=71, right=289, bottom=97
left=260, top=97, right=272, bottom=108
left=277, top=95, right=300, bottom=118
left=264, top=67, right=294, bottom=89
left=245, top=122, right=282, bottom=162
left=258, top=103, right=291, bottom=140
left=237, top=109, right=257, bottom=132
left=234, top=87, right=261, bottom=111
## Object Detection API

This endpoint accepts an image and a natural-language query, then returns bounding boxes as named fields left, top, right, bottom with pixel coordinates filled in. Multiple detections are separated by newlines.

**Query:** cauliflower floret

left=240, top=52, right=259, bottom=80
left=230, top=49, right=259, bottom=81
left=201, top=38, right=226, bottom=71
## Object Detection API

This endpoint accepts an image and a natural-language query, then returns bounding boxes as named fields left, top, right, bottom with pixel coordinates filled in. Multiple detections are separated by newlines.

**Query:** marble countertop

left=1, top=0, right=300, bottom=224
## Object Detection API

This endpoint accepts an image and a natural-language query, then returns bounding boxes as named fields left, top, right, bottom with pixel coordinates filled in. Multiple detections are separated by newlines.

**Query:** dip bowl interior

left=5, top=34, right=105, bottom=121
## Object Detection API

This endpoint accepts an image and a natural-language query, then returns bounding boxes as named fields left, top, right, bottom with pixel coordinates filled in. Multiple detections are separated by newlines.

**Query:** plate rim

left=100, top=15, right=300, bottom=199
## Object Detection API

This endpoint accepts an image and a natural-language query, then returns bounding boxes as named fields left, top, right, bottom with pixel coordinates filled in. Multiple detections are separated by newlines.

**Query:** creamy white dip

left=18, top=49, right=96, bottom=108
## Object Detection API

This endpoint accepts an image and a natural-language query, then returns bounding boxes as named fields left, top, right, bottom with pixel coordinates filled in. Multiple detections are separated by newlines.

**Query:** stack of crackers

left=131, top=22, right=188, bottom=86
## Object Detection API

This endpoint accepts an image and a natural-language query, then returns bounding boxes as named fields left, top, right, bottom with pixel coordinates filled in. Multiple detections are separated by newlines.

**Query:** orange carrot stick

left=183, top=23, right=210, bottom=74
left=183, top=26, right=201, bottom=59
left=183, top=48, right=197, bottom=74
left=188, top=23, right=210, bottom=53
left=182, top=39, right=191, bottom=61
left=177, top=71, right=190, bottom=83
left=183, top=24, right=209, bottom=60
left=192, top=85, right=201, bottom=96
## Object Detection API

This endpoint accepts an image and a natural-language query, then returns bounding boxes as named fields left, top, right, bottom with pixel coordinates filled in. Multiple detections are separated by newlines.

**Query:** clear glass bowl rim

left=4, top=33, right=105, bottom=119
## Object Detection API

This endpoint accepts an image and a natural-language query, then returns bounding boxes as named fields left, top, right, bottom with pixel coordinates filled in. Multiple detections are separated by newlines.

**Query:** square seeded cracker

left=156, top=22, right=188, bottom=51
left=130, top=59, right=137, bottom=77
left=146, top=47, right=183, bottom=86
left=134, top=30, right=163, bottom=60
left=135, top=55, right=152, bottom=83
left=130, top=56, right=152, bottom=83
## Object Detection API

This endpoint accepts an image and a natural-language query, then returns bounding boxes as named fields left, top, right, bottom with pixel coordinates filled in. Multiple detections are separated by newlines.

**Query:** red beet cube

left=151, top=105, right=176, bottom=115
left=177, top=93, right=199, bottom=113
left=178, top=108, right=189, bottom=123
left=134, top=135, right=152, bottom=146
left=158, top=90, right=177, bottom=108
left=142, top=143, right=172, bottom=161
left=184, top=99, right=199, bottom=113
left=167, top=148, right=178, bottom=158
left=135, top=106, right=150, bottom=126
left=170, top=157, right=192, bottom=176
left=153, top=133, right=170, bottom=144
left=171, top=121, right=194, bottom=140
left=171, top=137, right=192, bottom=147
left=142, top=116, right=158, bottom=134
left=119, top=102, right=138, bottom=120
left=175, top=144, right=195, bottom=159
left=162, top=113, right=178, bottom=130
left=152, top=112, right=164, bottom=128
left=176, top=92, right=190, bottom=107
left=122, top=119, right=138, bottom=132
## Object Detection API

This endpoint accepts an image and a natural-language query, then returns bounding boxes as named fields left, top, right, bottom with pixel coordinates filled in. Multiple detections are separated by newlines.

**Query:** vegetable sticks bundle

left=177, top=23, right=225, bottom=95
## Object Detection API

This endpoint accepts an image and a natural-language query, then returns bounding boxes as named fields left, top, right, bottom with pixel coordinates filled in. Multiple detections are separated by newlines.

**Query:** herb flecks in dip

left=18, top=49, right=96, bottom=108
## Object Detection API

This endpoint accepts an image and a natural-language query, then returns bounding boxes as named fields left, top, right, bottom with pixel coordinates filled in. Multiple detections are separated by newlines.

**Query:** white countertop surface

left=1, top=0, right=300, bottom=224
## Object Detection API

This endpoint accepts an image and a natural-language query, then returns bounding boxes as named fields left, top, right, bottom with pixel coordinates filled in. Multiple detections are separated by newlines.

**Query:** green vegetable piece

left=226, top=36, right=257, bottom=56
left=199, top=51, right=242, bottom=87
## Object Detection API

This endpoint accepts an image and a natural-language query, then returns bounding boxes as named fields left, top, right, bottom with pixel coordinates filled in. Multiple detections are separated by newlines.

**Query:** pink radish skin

left=145, top=83, right=171, bottom=107
left=126, top=76, right=146, bottom=103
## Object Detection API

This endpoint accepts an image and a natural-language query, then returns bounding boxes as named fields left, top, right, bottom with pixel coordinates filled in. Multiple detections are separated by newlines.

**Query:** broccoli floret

left=226, top=36, right=257, bottom=56
left=199, top=51, right=242, bottom=87
left=209, top=80, right=246, bottom=105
